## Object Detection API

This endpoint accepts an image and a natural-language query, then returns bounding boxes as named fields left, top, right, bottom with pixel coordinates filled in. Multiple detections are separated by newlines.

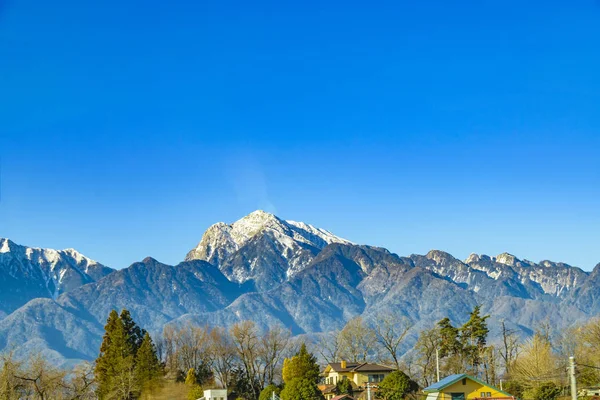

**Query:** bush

left=260, top=384, right=282, bottom=400
left=188, top=385, right=204, bottom=400
left=280, top=378, right=325, bottom=400
left=377, top=371, right=419, bottom=400
left=533, top=382, right=561, bottom=400
left=336, top=379, right=353, bottom=395
left=502, top=381, right=524, bottom=399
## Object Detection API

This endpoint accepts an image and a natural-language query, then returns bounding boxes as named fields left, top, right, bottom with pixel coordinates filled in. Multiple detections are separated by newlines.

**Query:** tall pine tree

left=135, top=332, right=162, bottom=393
left=95, top=309, right=159, bottom=399
left=120, top=309, right=146, bottom=355
left=95, top=310, right=122, bottom=399
left=438, top=317, right=461, bottom=358
left=460, top=305, right=490, bottom=373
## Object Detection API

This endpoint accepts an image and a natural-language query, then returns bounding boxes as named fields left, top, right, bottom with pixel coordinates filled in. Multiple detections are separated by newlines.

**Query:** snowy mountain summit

left=0, top=238, right=113, bottom=316
left=185, top=210, right=352, bottom=287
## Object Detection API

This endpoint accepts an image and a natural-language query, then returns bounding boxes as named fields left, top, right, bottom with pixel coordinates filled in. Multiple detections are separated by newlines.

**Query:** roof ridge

left=350, top=362, right=368, bottom=372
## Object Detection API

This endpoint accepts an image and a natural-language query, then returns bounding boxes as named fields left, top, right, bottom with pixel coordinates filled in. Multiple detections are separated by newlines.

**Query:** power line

left=577, top=363, right=600, bottom=371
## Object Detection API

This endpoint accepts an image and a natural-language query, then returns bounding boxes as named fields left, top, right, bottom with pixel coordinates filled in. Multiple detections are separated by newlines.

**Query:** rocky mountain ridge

left=0, top=211, right=597, bottom=366
left=0, top=238, right=113, bottom=319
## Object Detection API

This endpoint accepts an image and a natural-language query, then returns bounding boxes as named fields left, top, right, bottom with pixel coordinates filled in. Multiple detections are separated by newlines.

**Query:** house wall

left=324, top=371, right=353, bottom=385
left=324, top=370, right=392, bottom=387
left=353, top=372, right=392, bottom=387
left=203, top=389, right=228, bottom=400
left=438, top=379, right=507, bottom=399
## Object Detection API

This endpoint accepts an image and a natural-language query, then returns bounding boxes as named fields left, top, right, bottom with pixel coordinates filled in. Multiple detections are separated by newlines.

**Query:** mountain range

left=0, top=210, right=598, bottom=366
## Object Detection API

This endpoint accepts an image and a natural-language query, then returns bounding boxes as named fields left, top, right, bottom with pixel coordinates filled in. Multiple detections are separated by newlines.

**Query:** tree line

left=2, top=306, right=600, bottom=399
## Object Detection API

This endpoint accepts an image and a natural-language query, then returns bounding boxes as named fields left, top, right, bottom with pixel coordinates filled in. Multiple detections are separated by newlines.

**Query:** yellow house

left=423, top=374, right=515, bottom=400
left=321, top=361, right=395, bottom=399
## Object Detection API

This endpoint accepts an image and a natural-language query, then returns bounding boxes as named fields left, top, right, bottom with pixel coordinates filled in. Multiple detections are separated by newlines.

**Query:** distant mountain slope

left=0, top=238, right=114, bottom=318
left=0, top=298, right=103, bottom=367
left=0, top=211, right=598, bottom=365
left=58, top=257, right=242, bottom=334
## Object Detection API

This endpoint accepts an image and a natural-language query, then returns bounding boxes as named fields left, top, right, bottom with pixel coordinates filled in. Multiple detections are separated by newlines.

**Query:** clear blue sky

left=1, top=0, right=599, bottom=270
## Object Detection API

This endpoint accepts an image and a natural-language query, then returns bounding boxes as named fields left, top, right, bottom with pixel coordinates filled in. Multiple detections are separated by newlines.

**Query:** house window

left=486, top=393, right=491, bottom=397
left=368, top=374, right=385, bottom=383
left=462, top=378, right=467, bottom=385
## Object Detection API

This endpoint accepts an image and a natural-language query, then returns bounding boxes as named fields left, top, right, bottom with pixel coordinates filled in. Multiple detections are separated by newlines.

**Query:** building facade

left=423, top=374, right=515, bottom=400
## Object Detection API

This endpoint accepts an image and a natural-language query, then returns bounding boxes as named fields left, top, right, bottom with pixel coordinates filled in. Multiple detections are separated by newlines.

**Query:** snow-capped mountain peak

left=0, top=238, right=114, bottom=312
left=184, top=210, right=352, bottom=285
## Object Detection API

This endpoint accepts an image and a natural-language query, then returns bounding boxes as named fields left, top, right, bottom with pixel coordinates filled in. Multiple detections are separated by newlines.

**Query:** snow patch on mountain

left=0, top=239, right=10, bottom=253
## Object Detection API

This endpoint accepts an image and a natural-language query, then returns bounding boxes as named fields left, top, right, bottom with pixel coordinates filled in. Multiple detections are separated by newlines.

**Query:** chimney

left=341, top=360, right=347, bottom=369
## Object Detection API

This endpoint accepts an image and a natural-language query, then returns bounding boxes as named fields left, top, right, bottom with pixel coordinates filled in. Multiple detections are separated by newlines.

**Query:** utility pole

left=436, top=348, right=441, bottom=382
left=569, top=356, right=577, bottom=400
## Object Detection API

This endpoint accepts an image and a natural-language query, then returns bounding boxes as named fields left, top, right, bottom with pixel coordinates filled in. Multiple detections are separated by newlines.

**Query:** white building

left=198, top=389, right=227, bottom=400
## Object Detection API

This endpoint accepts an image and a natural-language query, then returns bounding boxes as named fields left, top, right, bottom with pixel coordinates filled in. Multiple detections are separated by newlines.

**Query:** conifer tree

left=109, top=312, right=137, bottom=399
left=185, top=368, right=197, bottom=386
left=335, top=378, right=353, bottom=395
left=121, top=309, right=146, bottom=354
left=95, top=310, right=121, bottom=399
left=438, top=317, right=460, bottom=357
left=135, top=332, right=162, bottom=393
left=185, top=368, right=203, bottom=400
left=460, top=305, right=489, bottom=372
left=282, top=343, right=320, bottom=385
left=95, top=310, right=141, bottom=399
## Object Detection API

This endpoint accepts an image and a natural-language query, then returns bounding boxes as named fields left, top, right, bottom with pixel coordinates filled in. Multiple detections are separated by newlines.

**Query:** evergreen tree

left=280, top=378, right=324, bottom=400
left=95, top=309, right=155, bottom=399
left=460, top=305, right=489, bottom=373
left=282, top=343, right=320, bottom=384
left=185, top=368, right=203, bottom=400
left=135, top=332, right=162, bottom=393
left=95, top=310, right=122, bottom=399
left=108, top=313, right=137, bottom=399
left=438, top=318, right=460, bottom=358
left=120, top=309, right=146, bottom=355
left=335, top=378, right=353, bottom=395
left=185, top=368, right=197, bottom=386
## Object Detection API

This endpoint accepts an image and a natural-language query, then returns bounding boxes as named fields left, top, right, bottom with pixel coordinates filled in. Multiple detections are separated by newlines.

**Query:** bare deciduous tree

left=0, top=352, right=24, bottom=400
left=339, top=316, right=377, bottom=363
left=317, top=331, right=342, bottom=364
left=499, top=320, right=520, bottom=376
left=209, top=326, right=236, bottom=388
left=231, top=321, right=262, bottom=398
left=14, top=355, right=66, bottom=400
left=162, top=323, right=213, bottom=383
left=259, top=325, right=291, bottom=386
left=511, top=332, right=561, bottom=393
left=373, top=314, right=412, bottom=368
left=414, top=326, right=441, bottom=387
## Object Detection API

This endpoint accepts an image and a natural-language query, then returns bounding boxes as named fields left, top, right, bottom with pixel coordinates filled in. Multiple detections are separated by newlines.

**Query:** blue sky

left=1, top=0, right=599, bottom=270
